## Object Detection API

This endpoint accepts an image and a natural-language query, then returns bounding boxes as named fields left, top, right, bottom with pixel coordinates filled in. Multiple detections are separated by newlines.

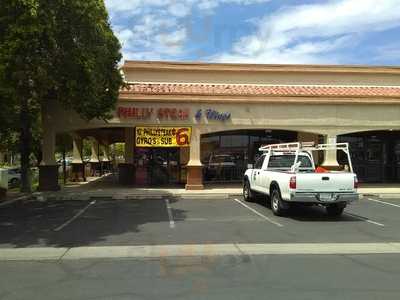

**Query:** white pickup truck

left=243, top=142, right=358, bottom=216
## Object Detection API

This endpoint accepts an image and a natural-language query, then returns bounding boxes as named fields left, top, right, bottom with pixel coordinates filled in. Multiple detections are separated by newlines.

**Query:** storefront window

left=202, top=130, right=297, bottom=183
left=367, top=138, right=382, bottom=161
left=135, top=148, right=181, bottom=186
left=339, top=131, right=400, bottom=183
left=220, top=135, right=249, bottom=148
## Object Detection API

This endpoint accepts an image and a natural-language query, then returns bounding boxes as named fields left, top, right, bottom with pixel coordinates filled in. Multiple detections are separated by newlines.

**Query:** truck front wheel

left=243, top=180, right=254, bottom=202
left=271, top=189, right=286, bottom=216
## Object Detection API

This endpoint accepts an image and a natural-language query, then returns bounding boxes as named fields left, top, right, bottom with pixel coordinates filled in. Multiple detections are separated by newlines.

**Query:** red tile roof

left=120, top=83, right=400, bottom=98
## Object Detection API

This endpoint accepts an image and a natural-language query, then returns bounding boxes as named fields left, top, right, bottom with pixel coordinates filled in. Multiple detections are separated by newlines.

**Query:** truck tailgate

left=296, top=173, right=355, bottom=192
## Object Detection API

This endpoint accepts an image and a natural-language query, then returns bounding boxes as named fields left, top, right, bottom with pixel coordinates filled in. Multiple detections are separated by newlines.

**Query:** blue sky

left=105, top=0, right=400, bottom=65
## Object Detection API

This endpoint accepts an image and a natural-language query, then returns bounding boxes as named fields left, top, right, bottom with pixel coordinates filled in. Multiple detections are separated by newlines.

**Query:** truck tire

left=243, top=180, right=254, bottom=202
left=265, top=194, right=271, bottom=208
left=326, top=204, right=345, bottom=217
left=271, top=189, right=286, bottom=216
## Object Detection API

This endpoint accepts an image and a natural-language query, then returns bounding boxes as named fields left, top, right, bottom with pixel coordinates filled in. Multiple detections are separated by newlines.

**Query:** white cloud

left=214, top=0, right=400, bottom=64
left=105, top=0, right=272, bottom=61
left=373, top=43, right=400, bottom=62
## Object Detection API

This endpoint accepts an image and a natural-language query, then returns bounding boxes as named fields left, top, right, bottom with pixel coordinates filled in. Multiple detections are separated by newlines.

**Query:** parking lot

left=1, top=194, right=400, bottom=248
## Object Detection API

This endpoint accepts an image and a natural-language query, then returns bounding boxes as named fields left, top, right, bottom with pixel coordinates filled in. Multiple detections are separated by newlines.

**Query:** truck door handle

left=257, top=172, right=260, bottom=175
left=322, top=177, right=330, bottom=181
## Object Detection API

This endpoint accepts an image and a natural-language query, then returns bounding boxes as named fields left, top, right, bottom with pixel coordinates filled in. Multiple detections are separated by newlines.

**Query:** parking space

left=1, top=194, right=400, bottom=248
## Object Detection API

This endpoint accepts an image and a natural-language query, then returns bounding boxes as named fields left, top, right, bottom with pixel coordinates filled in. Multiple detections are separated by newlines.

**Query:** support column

left=186, top=127, right=204, bottom=190
left=321, top=135, right=340, bottom=168
left=298, top=132, right=320, bottom=163
left=101, top=144, right=111, bottom=174
left=38, top=113, right=59, bottom=191
left=119, top=127, right=135, bottom=185
left=89, top=137, right=101, bottom=176
left=71, top=134, right=85, bottom=182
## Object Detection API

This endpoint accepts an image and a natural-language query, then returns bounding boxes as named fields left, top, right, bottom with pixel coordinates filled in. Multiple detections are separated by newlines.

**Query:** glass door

left=135, top=148, right=181, bottom=186
left=365, top=137, right=384, bottom=182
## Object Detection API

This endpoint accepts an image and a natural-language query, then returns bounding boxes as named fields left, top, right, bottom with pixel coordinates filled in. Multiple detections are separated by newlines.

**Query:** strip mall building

left=39, top=61, right=400, bottom=190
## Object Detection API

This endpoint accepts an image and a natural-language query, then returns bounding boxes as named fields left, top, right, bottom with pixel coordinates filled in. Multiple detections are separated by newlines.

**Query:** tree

left=0, top=0, right=123, bottom=192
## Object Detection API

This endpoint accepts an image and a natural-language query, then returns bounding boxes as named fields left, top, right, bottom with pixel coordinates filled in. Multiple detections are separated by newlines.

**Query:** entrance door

left=393, top=140, right=400, bottom=182
left=135, top=148, right=181, bottom=186
left=365, top=137, right=384, bottom=182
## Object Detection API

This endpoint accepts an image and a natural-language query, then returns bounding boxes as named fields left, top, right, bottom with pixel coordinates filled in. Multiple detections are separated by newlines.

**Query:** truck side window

left=254, top=155, right=265, bottom=169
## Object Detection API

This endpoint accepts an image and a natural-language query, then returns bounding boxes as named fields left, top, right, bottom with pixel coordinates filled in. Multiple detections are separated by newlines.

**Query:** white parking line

left=344, top=212, right=385, bottom=227
left=165, top=198, right=175, bottom=229
left=367, top=198, right=400, bottom=208
left=53, top=200, right=96, bottom=232
left=233, top=198, right=284, bottom=227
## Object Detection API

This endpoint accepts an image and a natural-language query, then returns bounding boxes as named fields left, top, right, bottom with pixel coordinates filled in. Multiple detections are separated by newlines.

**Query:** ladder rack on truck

left=258, top=142, right=353, bottom=173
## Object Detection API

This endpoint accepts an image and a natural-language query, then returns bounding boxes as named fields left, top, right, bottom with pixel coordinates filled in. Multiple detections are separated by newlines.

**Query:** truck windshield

left=268, top=155, right=312, bottom=169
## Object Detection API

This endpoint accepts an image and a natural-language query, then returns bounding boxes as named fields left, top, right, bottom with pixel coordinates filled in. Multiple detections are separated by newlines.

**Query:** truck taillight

left=354, top=176, right=359, bottom=189
left=289, top=176, right=296, bottom=189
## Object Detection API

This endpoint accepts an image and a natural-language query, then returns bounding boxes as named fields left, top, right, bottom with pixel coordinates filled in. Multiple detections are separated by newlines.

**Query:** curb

left=2, top=242, right=400, bottom=261
left=361, top=193, right=400, bottom=199
left=0, top=194, right=31, bottom=208
left=30, top=192, right=243, bottom=202
left=376, top=194, right=400, bottom=199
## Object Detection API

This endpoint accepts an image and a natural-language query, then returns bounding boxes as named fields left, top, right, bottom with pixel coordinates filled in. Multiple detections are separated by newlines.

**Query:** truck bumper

left=289, top=192, right=359, bottom=205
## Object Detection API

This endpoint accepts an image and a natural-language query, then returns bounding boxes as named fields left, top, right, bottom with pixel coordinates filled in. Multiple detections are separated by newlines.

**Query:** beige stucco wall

left=49, top=100, right=400, bottom=138
left=124, top=69, right=400, bottom=86
left=46, top=62, right=400, bottom=139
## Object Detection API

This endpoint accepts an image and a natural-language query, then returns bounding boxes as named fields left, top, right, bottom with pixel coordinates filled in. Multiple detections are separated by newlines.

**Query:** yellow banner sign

left=135, top=127, right=191, bottom=147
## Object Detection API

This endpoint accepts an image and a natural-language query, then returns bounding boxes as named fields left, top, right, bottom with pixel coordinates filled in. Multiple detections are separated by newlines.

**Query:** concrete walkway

left=3, top=174, right=400, bottom=203
left=30, top=174, right=400, bottom=200
left=32, top=174, right=243, bottom=201
left=358, top=184, right=400, bottom=196
left=2, top=242, right=400, bottom=261
left=0, top=191, right=31, bottom=207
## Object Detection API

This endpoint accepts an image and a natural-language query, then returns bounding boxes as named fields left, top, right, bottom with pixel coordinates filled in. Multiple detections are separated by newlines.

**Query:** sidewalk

left=33, top=174, right=400, bottom=201
left=4, top=174, right=400, bottom=203
left=0, top=190, right=31, bottom=207
left=358, top=184, right=400, bottom=198
left=32, top=174, right=243, bottom=201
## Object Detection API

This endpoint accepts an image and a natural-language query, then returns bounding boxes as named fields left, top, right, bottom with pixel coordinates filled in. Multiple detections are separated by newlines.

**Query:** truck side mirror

left=247, top=163, right=253, bottom=169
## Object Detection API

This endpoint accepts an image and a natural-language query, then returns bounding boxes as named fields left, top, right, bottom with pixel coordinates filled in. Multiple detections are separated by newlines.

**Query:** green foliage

left=82, top=139, right=92, bottom=158
left=113, top=143, right=125, bottom=158
left=0, top=0, right=123, bottom=120
left=0, top=0, right=123, bottom=191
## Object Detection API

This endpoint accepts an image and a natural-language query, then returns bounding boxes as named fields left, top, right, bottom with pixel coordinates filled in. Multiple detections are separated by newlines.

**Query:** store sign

left=135, top=127, right=191, bottom=147
left=118, top=106, right=189, bottom=120
left=195, top=109, right=231, bottom=121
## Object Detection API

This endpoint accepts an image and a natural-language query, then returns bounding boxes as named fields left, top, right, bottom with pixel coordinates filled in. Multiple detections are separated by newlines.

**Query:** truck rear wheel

left=243, top=180, right=254, bottom=202
left=271, top=189, right=286, bottom=216
left=326, top=204, right=345, bottom=216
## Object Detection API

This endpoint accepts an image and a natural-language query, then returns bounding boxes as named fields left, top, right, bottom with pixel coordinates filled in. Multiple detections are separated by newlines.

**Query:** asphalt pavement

left=1, top=254, right=400, bottom=300
left=2, top=194, right=400, bottom=299
left=1, top=195, right=400, bottom=247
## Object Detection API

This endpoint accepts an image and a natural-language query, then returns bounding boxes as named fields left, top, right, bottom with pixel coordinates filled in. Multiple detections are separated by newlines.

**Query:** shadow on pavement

left=0, top=197, right=186, bottom=248
left=252, top=198, right=364, bottom=223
